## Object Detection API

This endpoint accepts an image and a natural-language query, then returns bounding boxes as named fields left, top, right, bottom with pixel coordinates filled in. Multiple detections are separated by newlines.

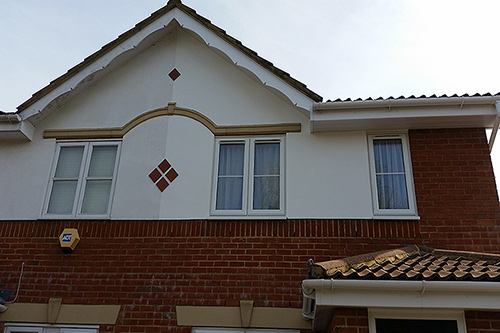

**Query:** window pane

left=376, top=318, right=458, bottom=333
left=81, top=180, right=112, bottom=214
left=216, top=177, right=243, bottom=210
left=373, top=139, right=405, bottom=173
left=254, top=142, right=280, bottom=175
left=88, top=146, right=117, bottom=177
left=47, top=180, right=78, bottom=214
left=253, top=176, right=280, bottom=210
left=55, top=146, right=84, bottom=178
left=377, top=174, right=409, bottom=209
left=216, top=143, right=244, bottom=210
left=218, top=144, right=244, bottom=176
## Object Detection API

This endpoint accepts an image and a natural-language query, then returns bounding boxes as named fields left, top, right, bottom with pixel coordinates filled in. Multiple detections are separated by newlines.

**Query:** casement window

left=212, top=138, right=284, bottom=216
left=44, top=141, right=121, bottom=218
left=368, top=308, right=466, bottom=333
left=4, top=323, right=99, bottom=333
left=368, top=134, right=416, bottom=216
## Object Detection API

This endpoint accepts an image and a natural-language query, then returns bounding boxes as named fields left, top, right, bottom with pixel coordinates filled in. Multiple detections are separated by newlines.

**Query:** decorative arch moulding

left=43, top=103, right=301, bottom=140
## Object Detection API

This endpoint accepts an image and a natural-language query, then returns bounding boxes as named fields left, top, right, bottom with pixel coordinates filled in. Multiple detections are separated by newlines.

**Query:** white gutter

left=0, top=113, right=34, bottom=141
left=302, top=279, right=500, bottom=320
left=313, top=95, right=500, bottom=111
left=0, top=113, right=21, bottom=122
left=489, top=100, right=500, bottom=152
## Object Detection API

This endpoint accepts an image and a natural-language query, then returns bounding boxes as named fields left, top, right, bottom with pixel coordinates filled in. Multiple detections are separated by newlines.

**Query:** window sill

left=372, top=215, right=420, bottom=220
left=208, top=215, right=287, bottom=220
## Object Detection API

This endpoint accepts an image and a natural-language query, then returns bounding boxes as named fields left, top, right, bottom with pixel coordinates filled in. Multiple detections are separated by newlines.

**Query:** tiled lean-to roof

left=309, top=245, right=500, bottom=281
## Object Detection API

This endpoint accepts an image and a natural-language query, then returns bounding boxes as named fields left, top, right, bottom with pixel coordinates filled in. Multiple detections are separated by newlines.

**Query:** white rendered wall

left=0, top=27, right=376, bottom=220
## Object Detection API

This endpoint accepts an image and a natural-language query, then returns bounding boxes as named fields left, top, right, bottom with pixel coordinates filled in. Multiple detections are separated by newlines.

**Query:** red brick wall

left=410, top=128, right=500, bottom=252
left=0, top=219, right=420, bottom=332
left=466, top=311, right=500, bottom=332
left=328, top=308, right=368, bottom=333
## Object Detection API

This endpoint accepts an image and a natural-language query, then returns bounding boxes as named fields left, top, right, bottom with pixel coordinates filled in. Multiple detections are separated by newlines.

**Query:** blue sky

left=2, top=0, right=500, bottom=189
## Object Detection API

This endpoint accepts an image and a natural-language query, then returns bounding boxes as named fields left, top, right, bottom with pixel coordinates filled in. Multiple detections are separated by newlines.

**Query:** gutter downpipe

left=489, top=100, right=500, bottom=152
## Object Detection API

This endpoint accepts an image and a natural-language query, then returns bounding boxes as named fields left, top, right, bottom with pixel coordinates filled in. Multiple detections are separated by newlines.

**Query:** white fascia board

left=174, top=11, right=315, bottom=111
left=20, top=8, right=314, bottom=123
left=303, top=279, right=500, bottom=311
left=19, top=10, right=177, bottom=122
left=311, top=102, right=498, bottom=132
left=0, top=116, right=35, bottom=141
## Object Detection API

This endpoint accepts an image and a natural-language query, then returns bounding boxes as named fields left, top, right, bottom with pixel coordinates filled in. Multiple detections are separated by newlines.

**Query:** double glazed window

left=213, top=138, right=284, bottom=215
left=44, top=141, right=121, bottom=218
left=368, top=134, right=416, bottom=216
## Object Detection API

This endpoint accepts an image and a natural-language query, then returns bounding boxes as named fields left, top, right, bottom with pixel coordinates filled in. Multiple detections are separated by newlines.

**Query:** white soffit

left=19, top=7, right=315, bottom=125
left=311, top=96, right=500, bottom=132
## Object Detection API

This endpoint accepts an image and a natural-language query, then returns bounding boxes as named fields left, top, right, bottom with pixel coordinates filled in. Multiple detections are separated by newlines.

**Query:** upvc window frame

left=211, top=137, right=285, bottom=217
left=42, top=140, right=121, bottom=219
left=367, top=133, right=417, bottom=217
left=368, top=308, right=466, bottom=333
left=4, top=323, right=99, bottom=333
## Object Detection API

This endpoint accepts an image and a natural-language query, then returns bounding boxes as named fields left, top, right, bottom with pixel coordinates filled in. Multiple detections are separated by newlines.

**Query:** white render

left=0, top=20, right=376, bottom=220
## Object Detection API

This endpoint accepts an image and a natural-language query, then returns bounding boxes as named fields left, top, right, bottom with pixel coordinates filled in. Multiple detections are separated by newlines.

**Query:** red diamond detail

left=148, top=168, right=162, bottom=182
left=166, top=168, right=178, bottom=182
left=158, top=159, right=171, bottom=173
left=169, top=68, right=181, bottom=81
left=156, top=178, right=169, bottom=192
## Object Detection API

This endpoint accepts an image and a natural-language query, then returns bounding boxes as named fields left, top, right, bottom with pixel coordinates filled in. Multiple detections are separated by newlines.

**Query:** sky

left=2, top=0, right=500, bottom=190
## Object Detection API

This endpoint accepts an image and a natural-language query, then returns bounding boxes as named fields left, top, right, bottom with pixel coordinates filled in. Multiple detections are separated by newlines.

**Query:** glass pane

left=218, top=144, right=244, bottom=176
left=373, top=139, right=405, bottom=173
left=216, top=177, right=243, bottom=210
left=88, top=146, right=117, bottom=177
left=55, top=146, right=84, bottom=178
left=376, top=318, right=458, bottom=333
left=254, top=142, right=280, bottom=175
left=47, top=180, right=77, bottom=214
left=253, top=176, right=280, bottom=210
left=376, top=174, right=409, bottom=209
left=81, top=180, right=112, bottom=214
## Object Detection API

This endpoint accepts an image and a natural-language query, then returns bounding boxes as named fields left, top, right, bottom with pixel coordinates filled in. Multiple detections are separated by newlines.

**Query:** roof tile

left=309, top=245, right=500, bottom=282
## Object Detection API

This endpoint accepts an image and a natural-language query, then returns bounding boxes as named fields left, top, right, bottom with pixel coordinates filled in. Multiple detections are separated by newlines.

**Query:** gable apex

left=16, top=1, right=321, bottom=125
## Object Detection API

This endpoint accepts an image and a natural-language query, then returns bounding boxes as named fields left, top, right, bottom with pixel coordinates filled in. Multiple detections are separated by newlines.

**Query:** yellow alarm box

left=59, top=228, right=80, bottom=253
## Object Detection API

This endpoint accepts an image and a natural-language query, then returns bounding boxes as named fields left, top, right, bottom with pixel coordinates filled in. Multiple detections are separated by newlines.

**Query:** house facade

left=1, top=1, right=500, bottom=332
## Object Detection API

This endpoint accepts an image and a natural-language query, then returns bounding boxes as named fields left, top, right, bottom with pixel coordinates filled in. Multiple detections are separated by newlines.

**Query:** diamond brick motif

left=158, top=159, right=171, bottom=173
left=156, top=178, right=169, bottom=192
left=166, top=168, right=178, bottom=182
left=148, top=169, right=162, bottom=182
left=149, top=159, right=178, bottom=192
left=168, top=68, right=181, bottom=81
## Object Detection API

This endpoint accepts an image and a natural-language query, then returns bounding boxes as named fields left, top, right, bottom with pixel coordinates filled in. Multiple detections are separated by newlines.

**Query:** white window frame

left=42, top=140, right=121, bottom=219
left=4, top=323, right=99, bottom=333
left=367, top=133, right=417, bottom=217
left=193, top=329, right=298, bottom=333
left=368, top=308, right=466, bottom=333
left=211, top=137, right=285, bottom=216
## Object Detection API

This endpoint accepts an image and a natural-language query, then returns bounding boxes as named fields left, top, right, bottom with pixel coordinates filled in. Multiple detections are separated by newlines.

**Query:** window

left=4, top=323, right=98, bottom=333
left=368, top=134, right=416, bottom=216
left=368, top=308, right=466, bottom=333
left=212, top=138, right=284, bottom=215
left=44, top=141, right=121, bottom=218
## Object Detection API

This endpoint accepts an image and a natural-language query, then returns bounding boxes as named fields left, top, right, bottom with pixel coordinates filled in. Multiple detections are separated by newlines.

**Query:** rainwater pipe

left=489, top=100, right=500, bottom=152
